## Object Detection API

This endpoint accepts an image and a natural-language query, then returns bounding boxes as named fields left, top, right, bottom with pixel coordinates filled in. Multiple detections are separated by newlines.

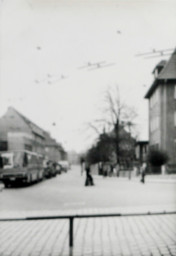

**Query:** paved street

left=0, top=166, right=176, bottom=256
left=0, top=165, right=176, bottom=213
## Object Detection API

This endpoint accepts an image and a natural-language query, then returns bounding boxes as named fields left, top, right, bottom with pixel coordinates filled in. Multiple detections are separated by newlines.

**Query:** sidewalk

left=94, top=173, right=176, bottom=184
left=144, top=174, right=176, bottom=183
left=0, top=208, right=176, bottom=256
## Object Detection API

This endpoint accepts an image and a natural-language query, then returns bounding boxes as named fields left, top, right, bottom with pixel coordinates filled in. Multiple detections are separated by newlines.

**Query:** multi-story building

left=145, top=49, right=176, bottom=166
left=44, top=131, right=67, bottom=162
left=0, top=107, right=65, bottom=162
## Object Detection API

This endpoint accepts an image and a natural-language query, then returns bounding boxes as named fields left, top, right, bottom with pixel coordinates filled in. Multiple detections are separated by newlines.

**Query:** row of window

left=150, top=116, right=160, bottom=132
left=151, top=111, right=176, bottom=130
left=150, top=89, right=159, bottom=108
left=174, top=112, right=176, bottom=126
left=150, top=85, right=176, bottom=107
left=174, top=85, right=176, bottom=99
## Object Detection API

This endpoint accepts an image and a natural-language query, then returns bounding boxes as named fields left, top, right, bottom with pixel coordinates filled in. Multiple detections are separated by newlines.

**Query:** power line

left=135, top=48, right=174, bottom=57
left=144, top=53, right=172, bottom=59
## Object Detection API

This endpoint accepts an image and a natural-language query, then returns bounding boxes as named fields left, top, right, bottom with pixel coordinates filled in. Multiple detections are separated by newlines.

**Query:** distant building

left=0, top=107, right=66, bottom=162
left=145, top=49, right=176, bottom=166
left=135, top=140, right=149, bottom=164
left=67, top=150, right=80, bottom=165
left=109, top=124, right=136, bottom=166
left=43, top=131, right=66, bottom=162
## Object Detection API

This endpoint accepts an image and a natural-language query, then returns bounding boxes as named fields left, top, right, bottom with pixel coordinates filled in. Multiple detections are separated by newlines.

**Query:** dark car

left=55, top=163, right=62, bottom=175
left=44, top=161, right=57, bottom=178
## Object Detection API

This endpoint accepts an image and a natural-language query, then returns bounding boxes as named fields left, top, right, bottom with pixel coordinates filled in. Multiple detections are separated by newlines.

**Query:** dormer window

left=152, top=60, right=166, bottom=79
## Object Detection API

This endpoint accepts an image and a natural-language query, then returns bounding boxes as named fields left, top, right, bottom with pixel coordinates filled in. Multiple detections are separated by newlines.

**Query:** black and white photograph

left=0, top=0, right=176, bottom=255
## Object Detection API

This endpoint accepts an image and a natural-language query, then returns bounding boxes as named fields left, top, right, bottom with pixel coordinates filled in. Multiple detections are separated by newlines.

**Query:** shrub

left=147, top=149, right=169, bottom=167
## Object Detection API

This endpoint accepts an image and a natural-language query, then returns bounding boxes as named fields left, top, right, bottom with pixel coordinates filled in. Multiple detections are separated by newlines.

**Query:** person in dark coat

left=140, top=162, right=146, bottom=183
left=80, top=157, right=85, bottom=176
left=85, top=163, right=94, bottom=186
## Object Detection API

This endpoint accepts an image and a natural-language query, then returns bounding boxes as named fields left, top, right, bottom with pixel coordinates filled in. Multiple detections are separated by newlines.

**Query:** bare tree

left=88, top=85, right=137, bottom=165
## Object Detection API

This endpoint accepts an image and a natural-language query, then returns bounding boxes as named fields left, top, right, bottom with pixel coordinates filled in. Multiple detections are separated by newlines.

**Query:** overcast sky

left=0, top=0, right=176, bottom=153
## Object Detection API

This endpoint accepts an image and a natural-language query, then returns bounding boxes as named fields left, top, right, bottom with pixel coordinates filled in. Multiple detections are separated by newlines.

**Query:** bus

left=0, top=150, right=44, bottom=187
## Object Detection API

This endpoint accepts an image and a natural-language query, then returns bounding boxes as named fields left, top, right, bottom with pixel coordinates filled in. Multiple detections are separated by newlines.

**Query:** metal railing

left=0, top=211, right=176, bottom=248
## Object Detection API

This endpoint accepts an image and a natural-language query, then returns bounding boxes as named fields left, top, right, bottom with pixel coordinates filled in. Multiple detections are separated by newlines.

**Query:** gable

left=158, top=50, right=176, bottom=80
left=0, top=107, right=32, bottom=139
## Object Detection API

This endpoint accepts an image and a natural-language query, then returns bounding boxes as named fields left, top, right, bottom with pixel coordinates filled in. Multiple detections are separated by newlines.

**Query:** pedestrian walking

left=85, top=163, right=94, bottom=186
left=80, top=157, right=85, bottom=176
left=115, top=163, right=120, bottom=177
left=140, top=162, right=146, bottom=183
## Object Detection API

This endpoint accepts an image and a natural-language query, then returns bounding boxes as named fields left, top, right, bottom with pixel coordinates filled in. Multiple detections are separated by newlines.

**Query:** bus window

left=23, top=153, right=28, bottom=167
left=0, top=155, right=4, bottom=168
left=13, top=151, right=23, bottom=168
left=27, top=154, right=38, bottom=167
left=1, top=153, right=13, bottom=169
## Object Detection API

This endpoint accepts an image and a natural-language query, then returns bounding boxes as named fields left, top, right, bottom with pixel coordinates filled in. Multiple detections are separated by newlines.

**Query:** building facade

left=44, top=131, right=67, bottom=162
left=145, top=50, right=176, bottom=166
left=0, top=107, right=66, bottom=162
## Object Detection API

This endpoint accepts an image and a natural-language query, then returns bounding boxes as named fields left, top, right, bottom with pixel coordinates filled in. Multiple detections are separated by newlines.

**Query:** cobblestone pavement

left=0, top=210, right=176, bottom=256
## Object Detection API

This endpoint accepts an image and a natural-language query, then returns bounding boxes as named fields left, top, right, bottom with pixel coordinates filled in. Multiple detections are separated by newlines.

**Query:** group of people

left=80, top=158, right=147, bottom=186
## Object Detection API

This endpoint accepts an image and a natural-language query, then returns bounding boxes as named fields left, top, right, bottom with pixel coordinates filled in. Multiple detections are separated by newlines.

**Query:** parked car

left=58, top=160, right=70, bottom=172
left=53, top=162, right=62, bottom=175
left=43, top=160, right=57, bottom=178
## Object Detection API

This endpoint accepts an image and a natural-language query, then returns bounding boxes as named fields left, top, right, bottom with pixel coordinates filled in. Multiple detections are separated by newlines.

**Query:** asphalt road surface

left=0, top=165, right=176, bottom=212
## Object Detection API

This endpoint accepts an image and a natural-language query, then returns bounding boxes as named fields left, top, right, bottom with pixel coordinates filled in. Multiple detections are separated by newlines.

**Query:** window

left=25, top=144, right=32, bottom=151
left=1, top=153, right=13, bottom=169
left=150, top=116, right=159, bottom=132
left=174, top=111, right=176, bottom=126
left=23, top=153, right=28, bottom=167
left=174, top=85, right=176, bottom=99
left=174, top=140, right=176, bottom=153
left=0, top=141, right=8, bottom=151
left=150, top=89, right=159, bottom=108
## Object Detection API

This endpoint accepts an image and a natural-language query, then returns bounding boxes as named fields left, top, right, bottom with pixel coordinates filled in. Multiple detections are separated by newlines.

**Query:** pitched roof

left=9, top=107, right=45, bottom=138
left=152, top=60, right=167, bottom=74
left=157, top=50, right=176, bottom=79
left=0, top=107, right=66, bottom=152
left=145, top=49, right=176, bottom=98
left=44, top=131, right=59, bottom=147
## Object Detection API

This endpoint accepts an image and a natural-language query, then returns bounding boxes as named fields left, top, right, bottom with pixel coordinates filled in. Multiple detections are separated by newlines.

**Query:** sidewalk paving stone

left=0, top=209, right=176, bottom=256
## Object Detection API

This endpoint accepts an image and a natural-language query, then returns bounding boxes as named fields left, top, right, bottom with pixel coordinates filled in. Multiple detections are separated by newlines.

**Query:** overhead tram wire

left=78, top=60, right=116, bottom=71
left=88, top=62, right=116, bottom=71
left=135, top=48, right=174, bottom=58
left=77, top=61, right=106, bottom=70
left=144, top=53, right=172, bottom=59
